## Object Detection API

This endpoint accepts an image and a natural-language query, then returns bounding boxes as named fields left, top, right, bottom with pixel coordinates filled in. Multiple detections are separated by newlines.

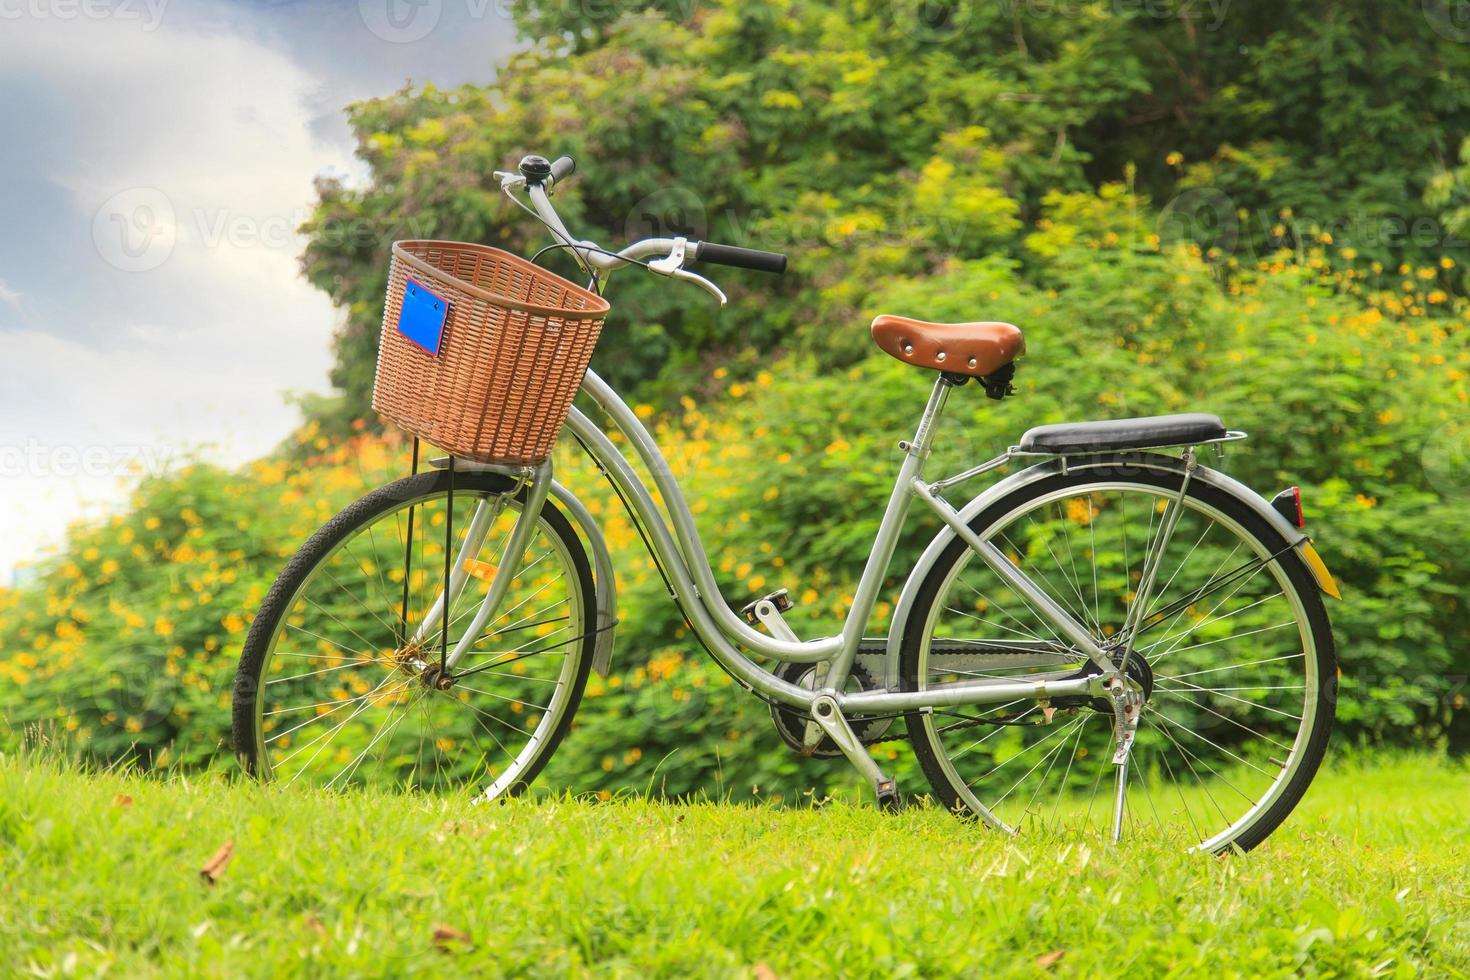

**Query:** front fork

left=408, top=460, right=555, bottom=677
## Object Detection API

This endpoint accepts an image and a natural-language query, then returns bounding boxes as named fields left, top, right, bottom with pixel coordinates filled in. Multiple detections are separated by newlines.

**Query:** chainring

left=768, top=660, right=894, bottom=758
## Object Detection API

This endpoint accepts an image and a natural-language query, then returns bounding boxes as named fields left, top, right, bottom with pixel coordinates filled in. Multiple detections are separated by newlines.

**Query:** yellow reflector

left=463, top=558, right=498, bottom=583
left=1297, top=541, right=1341, bottom=600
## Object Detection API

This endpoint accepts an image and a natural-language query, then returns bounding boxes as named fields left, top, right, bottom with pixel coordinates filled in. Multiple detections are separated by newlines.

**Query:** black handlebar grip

left=693, top=240, right=788, bottom=274
left=550, top=155, right=576, bottom=183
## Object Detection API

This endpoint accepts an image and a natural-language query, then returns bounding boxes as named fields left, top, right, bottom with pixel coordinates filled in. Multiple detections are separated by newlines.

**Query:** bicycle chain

left=860, top=709, right=1034, bottom=746
left=851, top=650, right=1080, bottom=746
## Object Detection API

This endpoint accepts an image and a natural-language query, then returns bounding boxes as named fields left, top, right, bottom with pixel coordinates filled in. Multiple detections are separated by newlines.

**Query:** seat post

left=903, top=375, right=955, bottom=473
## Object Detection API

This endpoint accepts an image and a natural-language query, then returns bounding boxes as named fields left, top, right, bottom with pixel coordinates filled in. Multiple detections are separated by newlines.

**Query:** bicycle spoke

left=1164, top=651, right=1304, bottom=680
left=968, top=715, right=1085, bottom=791
left=1142, top=619, right=1297, bottom=660
left=452, top=682, right=552, bottom=712
left=1144, top=590, right=1285, bottom=663
left=1155, top=679, right=1303, bottom=722
left=1000, top=525, right=1095, bottom=643
left=1149, top=711, right=1278, bottom=779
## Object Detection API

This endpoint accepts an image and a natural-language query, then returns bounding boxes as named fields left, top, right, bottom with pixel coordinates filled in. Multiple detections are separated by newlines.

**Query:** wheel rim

left=916, top=479, right=1324, bottom=850
left=249, top=486, right=586, bottom=797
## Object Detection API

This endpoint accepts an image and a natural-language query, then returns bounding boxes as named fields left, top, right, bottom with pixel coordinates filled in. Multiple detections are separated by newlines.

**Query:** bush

left=3, top=189, right=1466, bottom=797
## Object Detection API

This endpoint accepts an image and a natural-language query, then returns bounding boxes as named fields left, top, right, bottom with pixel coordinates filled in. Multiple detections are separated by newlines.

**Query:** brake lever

left=647, top=237, right=727, bottom=306
left=668, top=267, right=727, bottom=306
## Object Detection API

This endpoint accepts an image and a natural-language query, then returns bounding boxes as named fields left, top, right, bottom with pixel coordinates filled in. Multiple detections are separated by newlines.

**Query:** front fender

left=884, top=453, right=1331, bottom=688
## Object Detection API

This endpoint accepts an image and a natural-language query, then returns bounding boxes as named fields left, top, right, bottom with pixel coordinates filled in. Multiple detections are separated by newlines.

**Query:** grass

left=0, top=753, right=1466, bottom=977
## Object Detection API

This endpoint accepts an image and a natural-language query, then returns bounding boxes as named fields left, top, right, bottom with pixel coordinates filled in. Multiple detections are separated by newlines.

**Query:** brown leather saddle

left=870, top=314, right=1024, bottom=379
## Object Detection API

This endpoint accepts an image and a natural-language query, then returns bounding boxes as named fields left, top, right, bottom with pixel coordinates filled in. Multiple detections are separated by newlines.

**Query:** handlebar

left=503, top=153, right=789, bottom=305
left=549, top=155, right=576, bottom=184
left=692, top=240, right=788, bottom=275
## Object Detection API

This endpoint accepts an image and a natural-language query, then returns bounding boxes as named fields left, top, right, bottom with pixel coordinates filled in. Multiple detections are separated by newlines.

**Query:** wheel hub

left=417, top=662, right=457, bottom=691
left=1086, top=646, right=1153, bottom=712
left=1113, top=647, right=1154, bottom=701
left=1053, top=647, right=1153, bottom=713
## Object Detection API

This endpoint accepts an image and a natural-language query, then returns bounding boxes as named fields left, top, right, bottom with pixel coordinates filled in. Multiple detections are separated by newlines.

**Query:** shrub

left=3, top=191, right=1466, bottom=797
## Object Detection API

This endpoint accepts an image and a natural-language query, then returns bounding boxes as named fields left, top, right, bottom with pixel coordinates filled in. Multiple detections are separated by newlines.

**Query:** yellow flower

left=1165, top=151, right=1183, bottom=167
left=153, top=616, right=174, bottom=637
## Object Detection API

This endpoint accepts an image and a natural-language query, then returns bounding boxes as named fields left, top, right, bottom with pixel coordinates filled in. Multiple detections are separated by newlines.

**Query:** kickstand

left=1107, top=676, right=1142, bottom=843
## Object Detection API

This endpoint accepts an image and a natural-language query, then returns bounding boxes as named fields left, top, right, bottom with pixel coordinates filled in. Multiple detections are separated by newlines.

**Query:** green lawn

left=0, top=753, right=1466, bottom=977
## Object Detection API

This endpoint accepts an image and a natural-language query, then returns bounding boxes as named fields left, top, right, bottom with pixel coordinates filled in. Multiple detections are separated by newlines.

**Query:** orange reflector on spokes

left=463, top=558, right=498, bottom=583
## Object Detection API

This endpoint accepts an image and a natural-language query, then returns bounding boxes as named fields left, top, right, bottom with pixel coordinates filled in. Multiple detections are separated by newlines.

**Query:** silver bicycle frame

left=554, top=368, right=1116, bottom=711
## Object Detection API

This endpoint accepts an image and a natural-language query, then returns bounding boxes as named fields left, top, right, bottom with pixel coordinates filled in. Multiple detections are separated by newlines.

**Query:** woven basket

left=372, top=240, right=610, bottom=465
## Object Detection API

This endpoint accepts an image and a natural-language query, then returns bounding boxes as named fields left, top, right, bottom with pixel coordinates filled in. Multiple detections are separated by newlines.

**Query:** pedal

left=740, top=588, right=793, bottom=624
left=875, top=779, right=901, bottom=812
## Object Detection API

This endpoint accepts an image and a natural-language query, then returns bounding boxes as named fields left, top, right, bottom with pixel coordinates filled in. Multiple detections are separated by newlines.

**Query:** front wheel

left=902, top=459, right=1336, bottom=852
left=232, top=470, right=596, bottom=798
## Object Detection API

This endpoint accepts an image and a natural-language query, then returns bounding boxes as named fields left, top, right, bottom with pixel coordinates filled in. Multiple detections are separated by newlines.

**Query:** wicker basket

left=372, top=240, right=610, bottom=465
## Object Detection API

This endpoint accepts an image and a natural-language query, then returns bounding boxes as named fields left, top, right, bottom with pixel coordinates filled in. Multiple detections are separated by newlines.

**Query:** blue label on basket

left=398, top=279, right=450, bottom=356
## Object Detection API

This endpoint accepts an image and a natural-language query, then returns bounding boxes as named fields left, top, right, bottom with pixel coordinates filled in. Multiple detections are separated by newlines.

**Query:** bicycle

left=232, top=153, right=1340, bottom=852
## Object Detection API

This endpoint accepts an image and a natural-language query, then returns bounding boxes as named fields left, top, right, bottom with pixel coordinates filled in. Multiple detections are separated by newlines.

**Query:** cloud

left=0, top=2, right=519, bottom=577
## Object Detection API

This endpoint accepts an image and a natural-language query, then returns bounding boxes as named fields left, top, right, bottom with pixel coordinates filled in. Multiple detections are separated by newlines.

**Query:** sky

left=0, top=0, right=521, bottom=580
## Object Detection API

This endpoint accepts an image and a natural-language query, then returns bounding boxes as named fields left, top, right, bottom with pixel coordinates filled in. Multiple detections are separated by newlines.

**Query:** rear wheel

left=902, top=460, right=1335, bottom=852
left=232, top=470, right=596, bottom=799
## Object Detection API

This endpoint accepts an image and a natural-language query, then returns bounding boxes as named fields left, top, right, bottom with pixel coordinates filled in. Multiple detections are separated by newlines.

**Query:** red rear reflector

left=1270, top=486, right=1306, bottom=529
